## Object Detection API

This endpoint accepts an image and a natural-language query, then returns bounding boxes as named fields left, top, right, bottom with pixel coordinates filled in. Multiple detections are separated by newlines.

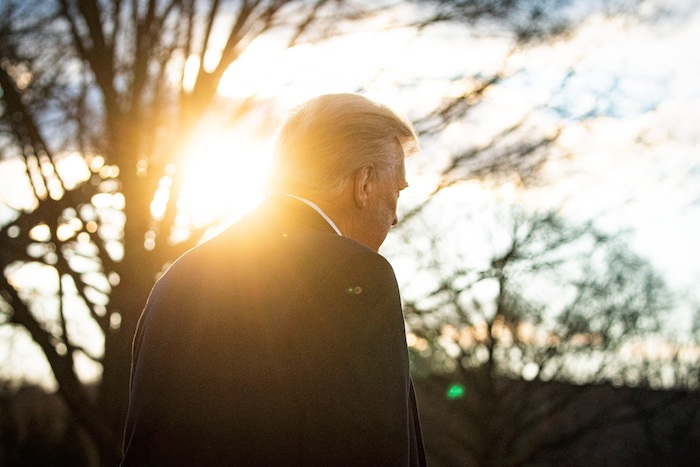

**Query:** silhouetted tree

left=0, top=0, right=409, bottom=463
left=387, top=199, right=679, bottom=465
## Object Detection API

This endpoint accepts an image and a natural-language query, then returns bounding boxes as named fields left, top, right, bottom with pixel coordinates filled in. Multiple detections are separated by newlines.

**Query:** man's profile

left=121, top=93, right=426, bottom=466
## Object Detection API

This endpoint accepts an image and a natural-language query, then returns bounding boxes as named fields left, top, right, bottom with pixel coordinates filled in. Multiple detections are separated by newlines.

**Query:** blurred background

left=1, top=0, right=699, bottom=465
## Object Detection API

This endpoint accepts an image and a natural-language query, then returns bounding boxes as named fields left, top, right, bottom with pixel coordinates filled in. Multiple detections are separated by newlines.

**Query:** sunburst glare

left=173, top=125, right=273, bottom=241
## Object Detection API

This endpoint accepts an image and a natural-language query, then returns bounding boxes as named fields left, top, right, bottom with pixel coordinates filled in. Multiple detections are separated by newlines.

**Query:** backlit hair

left=270, top=93, right=419, bottom=196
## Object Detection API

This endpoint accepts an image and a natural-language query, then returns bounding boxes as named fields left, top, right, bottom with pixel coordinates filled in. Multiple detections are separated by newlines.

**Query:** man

left=121, top=93, right=426, bottom=466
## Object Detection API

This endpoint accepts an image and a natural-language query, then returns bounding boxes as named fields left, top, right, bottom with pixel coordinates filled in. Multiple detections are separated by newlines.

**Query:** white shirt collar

left=284, top=194, right=343, bottom=236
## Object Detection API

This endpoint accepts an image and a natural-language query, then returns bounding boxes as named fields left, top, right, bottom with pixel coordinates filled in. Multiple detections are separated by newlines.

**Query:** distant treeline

left=2, top=377, right=699, bottom=467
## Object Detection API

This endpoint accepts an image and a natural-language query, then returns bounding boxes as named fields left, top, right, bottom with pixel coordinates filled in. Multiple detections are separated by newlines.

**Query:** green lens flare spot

left=446, top=384, right=465, bottom=400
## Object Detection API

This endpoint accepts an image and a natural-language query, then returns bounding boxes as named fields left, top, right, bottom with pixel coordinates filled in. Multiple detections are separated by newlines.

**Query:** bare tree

left=0, top=0, right=403, bottom=463
left=387, top=201, right=677, bottom=465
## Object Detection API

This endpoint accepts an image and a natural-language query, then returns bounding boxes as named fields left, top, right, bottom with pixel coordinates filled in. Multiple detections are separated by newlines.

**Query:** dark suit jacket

left=121, top=195, right=426, bottom=466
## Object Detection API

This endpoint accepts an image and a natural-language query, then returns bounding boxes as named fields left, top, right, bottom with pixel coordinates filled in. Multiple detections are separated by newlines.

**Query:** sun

left=174, top=124, right=274, bottom=235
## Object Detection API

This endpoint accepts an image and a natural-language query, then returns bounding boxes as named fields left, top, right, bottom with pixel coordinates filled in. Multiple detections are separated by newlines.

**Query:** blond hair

left=270, top=93, right=418, bottom=196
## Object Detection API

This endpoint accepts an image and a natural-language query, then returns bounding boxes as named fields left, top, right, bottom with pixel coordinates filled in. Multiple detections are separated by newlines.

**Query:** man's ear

left=353, top=164, right=375, bottom=208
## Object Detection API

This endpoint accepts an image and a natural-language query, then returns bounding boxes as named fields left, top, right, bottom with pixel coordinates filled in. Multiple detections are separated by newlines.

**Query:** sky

left=517, top=6, right=700, bottom=329
left=398, top=4, right=700, bottom=326
left=1, top=0, right=700, bottom=387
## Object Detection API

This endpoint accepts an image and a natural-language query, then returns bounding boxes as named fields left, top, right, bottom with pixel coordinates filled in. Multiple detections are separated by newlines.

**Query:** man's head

left=270, top=93, right=419, bottom=251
